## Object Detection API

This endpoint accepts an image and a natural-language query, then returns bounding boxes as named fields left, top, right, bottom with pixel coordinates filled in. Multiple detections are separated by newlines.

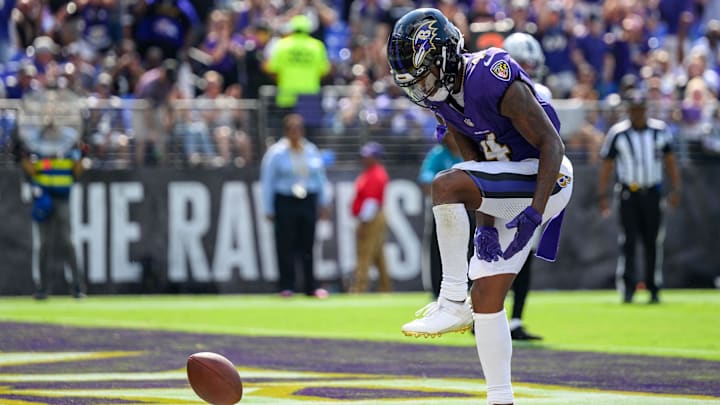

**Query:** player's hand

left=503, top=206, right=542, bottom=260
left=474, top=226, right=503, bottom=262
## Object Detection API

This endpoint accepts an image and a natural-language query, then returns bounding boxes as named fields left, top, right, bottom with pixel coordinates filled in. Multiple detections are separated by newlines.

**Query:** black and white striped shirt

left=600, top=118, right=674, bottom=188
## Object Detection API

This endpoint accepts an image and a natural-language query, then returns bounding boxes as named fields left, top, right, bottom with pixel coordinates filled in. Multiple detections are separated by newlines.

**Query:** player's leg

left=618, top=191, right=639, bottom=303
left=469, top=214, right=538, bottom=405
left=471, top=272, right=516, bottom=405
left=402, top=168, right=481, bottom=337
left=433, top=168, right=484, bottom=300
left=466, top=157, right=573, bottom=405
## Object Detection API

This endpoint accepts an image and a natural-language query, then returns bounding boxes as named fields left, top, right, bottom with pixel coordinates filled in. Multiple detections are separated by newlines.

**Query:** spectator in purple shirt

left=199, top=9, right=240, bottom=89
left=573, top=11, right=610, bottom=96
left=537, top=1, right=577, bottom=97
left=76, top=0, right=119, bottom=54
left=133, top=0, right=199, bottom=61
left=607, top=13, right=652, bottom=90
left=658, top=0, right=696, bottom=67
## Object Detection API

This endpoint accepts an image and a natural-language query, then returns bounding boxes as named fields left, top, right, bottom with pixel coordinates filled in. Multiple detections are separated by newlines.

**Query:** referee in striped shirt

left=597, top=89, right=682, bottom=304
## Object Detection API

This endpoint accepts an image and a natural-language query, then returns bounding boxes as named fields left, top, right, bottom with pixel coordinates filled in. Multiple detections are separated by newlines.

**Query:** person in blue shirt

left=260, top=113, right=331, bottom=299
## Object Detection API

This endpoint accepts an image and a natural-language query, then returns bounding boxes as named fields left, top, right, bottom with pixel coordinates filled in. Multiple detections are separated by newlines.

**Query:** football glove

left=503, top=206, right=543, bottom=260
left=474, top=226, right=503, bottom=262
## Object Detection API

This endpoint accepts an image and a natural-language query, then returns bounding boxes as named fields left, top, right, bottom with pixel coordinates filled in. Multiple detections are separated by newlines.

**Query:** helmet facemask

left=393, top=66, right=450, bottom=107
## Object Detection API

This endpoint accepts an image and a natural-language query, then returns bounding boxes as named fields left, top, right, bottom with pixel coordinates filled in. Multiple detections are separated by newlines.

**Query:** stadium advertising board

left=0, top=165, right=718, bottom=295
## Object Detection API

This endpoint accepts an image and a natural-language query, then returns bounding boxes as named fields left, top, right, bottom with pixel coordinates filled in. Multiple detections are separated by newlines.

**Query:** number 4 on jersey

left=480, top=133, right=510, bottom=161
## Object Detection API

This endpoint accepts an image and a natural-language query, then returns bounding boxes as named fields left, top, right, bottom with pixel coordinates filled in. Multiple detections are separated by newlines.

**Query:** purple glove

left=474, top=226, right=503, bottom=262
left=503, top=206, right=543, bottom=260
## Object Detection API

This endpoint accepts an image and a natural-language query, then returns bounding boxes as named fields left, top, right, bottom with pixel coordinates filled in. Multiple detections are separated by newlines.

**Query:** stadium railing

left=1, top=87, right=719, bottom=169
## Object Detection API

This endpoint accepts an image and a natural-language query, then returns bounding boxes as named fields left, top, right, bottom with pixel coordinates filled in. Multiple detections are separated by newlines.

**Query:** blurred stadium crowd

left=1, top=0, right=720, bottom=168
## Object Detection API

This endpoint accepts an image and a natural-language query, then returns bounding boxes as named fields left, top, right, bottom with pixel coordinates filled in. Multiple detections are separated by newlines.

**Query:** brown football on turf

left=187, top=352, right=243, bottom=404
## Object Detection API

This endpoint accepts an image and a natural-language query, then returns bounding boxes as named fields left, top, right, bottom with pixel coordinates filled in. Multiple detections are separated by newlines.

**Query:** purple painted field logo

left=0, top=322, right=719, bottom=404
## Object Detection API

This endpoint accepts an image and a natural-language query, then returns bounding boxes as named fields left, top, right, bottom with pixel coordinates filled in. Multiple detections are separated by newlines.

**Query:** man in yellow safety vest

left=20, top=114, right=86, bottom=300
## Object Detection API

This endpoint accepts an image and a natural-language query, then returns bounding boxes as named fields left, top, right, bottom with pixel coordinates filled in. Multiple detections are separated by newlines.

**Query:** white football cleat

left=402, top=297, right=473, bottom=338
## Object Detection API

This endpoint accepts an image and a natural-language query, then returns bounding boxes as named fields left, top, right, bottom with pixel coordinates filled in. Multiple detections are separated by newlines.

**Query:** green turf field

left=1, top=289, right=719, bottom=360
left=0, top=289, right=719, bottom=404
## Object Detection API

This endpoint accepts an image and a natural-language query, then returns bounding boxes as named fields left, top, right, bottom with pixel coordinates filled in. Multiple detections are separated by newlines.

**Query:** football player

left=387, top=9, right=574, bottom=404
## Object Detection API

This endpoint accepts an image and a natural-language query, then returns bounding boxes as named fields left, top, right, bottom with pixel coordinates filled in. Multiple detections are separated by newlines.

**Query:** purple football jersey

left=430, top=47, right=561, bottom=162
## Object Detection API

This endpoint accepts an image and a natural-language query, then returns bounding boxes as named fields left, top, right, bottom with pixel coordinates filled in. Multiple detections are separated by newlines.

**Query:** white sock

left=509, top=318, right=523, bottom=331
left=474, top=310, right=514, bottom=405
left=433, top=204, right=470, bottom=302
